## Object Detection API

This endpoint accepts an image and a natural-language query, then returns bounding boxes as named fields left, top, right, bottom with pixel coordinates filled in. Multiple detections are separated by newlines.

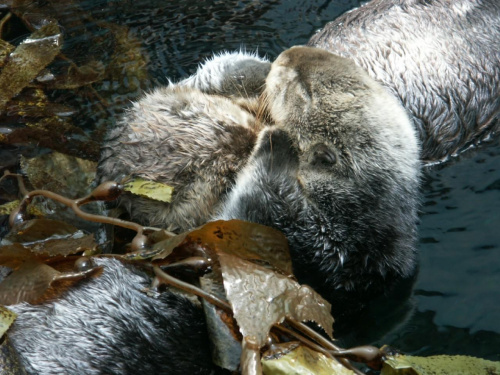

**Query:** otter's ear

left=178, top=51, right=271, bottom=98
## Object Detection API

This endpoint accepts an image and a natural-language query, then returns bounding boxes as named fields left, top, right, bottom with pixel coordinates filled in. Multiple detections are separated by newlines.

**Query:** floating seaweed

left=0, top=2, right=150, bottom=163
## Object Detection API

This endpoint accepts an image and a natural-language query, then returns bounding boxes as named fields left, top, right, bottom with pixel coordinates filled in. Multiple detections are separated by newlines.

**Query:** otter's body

left=219, top=47, right=420, bottom=316
left=309, top=0, right=500, bottom=162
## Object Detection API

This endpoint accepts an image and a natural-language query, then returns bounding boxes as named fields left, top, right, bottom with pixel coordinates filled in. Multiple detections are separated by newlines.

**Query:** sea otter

left=308, top=0, right=500, bottom=163
left=218, top=46, right=420, bottom=317
left=6, top=46, right=419, bottom=374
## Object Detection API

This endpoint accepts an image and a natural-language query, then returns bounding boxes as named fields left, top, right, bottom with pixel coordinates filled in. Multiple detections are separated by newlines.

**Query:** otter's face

left=264, top=46, right=419, bottom=184
left=220, top=46, right=420, bottom=307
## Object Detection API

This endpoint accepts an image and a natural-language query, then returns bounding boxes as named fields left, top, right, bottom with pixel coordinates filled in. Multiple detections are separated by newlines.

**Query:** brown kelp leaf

left=0, top=260, right=60, bottom=305
left=219, top=253, right=334, bottom=347
left=382, top=354, right=500, bottom=375
left=21, top=152, right=97, bottom=198
left=0, top=22, right=62, bottom=110
left=0, top=244, right=34, bottom=269
left=28, top=233, right=96, bottom=257
left=6, top=88, right=76, bottom=118
left=0, top=305, right=17, bottom=338
left=2, top=219, right=96, bottom=257
left=136, top=232, right=187, bottom=261
left=1, top=117, right=100, bottom=161
left=262, top=344, right=356, bottom=375
left=37, top=60, right=105, bottom=89
left=153, top=220, right=292, bottom=275
left=5, top=219, right=83, bottom=243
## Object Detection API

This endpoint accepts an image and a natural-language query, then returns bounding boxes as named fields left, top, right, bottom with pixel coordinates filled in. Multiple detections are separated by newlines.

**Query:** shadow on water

left=1, top=0, right=499, bottom=361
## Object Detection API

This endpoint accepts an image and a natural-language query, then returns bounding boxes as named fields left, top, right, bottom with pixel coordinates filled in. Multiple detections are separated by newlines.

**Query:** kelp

left=0, top=305, right=16, bottom=338
left=0, top=22, right=62, bottom=110
left=123, top=178, right=174, bottom=203
left=262, top=344, right=357, bottom=375
left=0, top=2, right=150, bottom=162
left=382, top=354, right=500, bottom=375
left=1, top=177, right=500, bottom=374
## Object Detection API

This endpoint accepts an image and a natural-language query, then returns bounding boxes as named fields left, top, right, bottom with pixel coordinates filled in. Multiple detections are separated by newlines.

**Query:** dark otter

left=308, top=0, right=500, bottom=163
left=218, top=46, right=420, bottom=318
left=7, top=258, right=222, bottom=375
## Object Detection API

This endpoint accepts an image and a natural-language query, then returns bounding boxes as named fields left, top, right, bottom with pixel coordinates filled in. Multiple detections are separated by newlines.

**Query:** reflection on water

left=2, top=0, right=499, bottom=362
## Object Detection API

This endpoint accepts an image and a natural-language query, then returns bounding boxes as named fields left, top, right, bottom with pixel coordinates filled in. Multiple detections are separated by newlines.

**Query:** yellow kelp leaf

left=0, top=306, right=17, bottom=338
left=0, top=200, right=45, bottom=217
left=123, top=178, right=173, bottom=203
left=382, top=354, right=500, bottom=375
left=262, top=345, right=355, bottom=375
left=0, top=201, right=20, bottom=216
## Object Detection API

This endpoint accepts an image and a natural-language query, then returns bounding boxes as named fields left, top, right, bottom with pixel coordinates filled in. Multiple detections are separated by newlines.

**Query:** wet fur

left=308, top=0, right=500, bottom=162
left=97, top=52, right=270, bottom=231
left=219, top=47, right=420, bottom=317
left=8, top=258, right=223, bottom=375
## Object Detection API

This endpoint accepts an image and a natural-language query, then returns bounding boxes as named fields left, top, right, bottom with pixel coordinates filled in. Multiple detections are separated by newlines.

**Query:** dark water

left=3, top=0, right=500, bottom=363
left=381, top=140, right=500, bottom=360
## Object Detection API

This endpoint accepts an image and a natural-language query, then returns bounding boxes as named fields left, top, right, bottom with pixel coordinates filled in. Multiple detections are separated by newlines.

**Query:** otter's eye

left=308, top=143, right=337, bottom=167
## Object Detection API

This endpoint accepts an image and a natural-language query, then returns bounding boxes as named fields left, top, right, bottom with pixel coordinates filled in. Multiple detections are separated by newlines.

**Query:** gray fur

left=218, top=47, right=420, bottom=317
left=308, top=0, right=500, bottom=163
left=7, top=258, right=221, bottom=375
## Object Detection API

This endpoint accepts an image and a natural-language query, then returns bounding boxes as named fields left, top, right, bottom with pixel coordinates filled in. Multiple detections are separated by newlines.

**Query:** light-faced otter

left=7, top=46, right=419, bottom=374
left=308, top=0, right=500, bottom=163
left=219, top=46, right=420, bottom=317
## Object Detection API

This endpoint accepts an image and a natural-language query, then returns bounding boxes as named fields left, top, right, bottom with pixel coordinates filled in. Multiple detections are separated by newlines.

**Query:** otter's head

left=219, top=46, right=421, bottom=314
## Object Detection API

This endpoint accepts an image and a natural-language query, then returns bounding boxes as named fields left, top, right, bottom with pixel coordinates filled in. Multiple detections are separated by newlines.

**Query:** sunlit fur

left=219, top=47, right=420, bottom=318
left=309, top=0, right=500, bottom=163
left=97, top=52, right=270, bottom=231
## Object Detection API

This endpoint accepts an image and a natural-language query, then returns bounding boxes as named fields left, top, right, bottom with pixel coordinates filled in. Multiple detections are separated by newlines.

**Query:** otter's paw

left=252, top=128, right=300, bottom=174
